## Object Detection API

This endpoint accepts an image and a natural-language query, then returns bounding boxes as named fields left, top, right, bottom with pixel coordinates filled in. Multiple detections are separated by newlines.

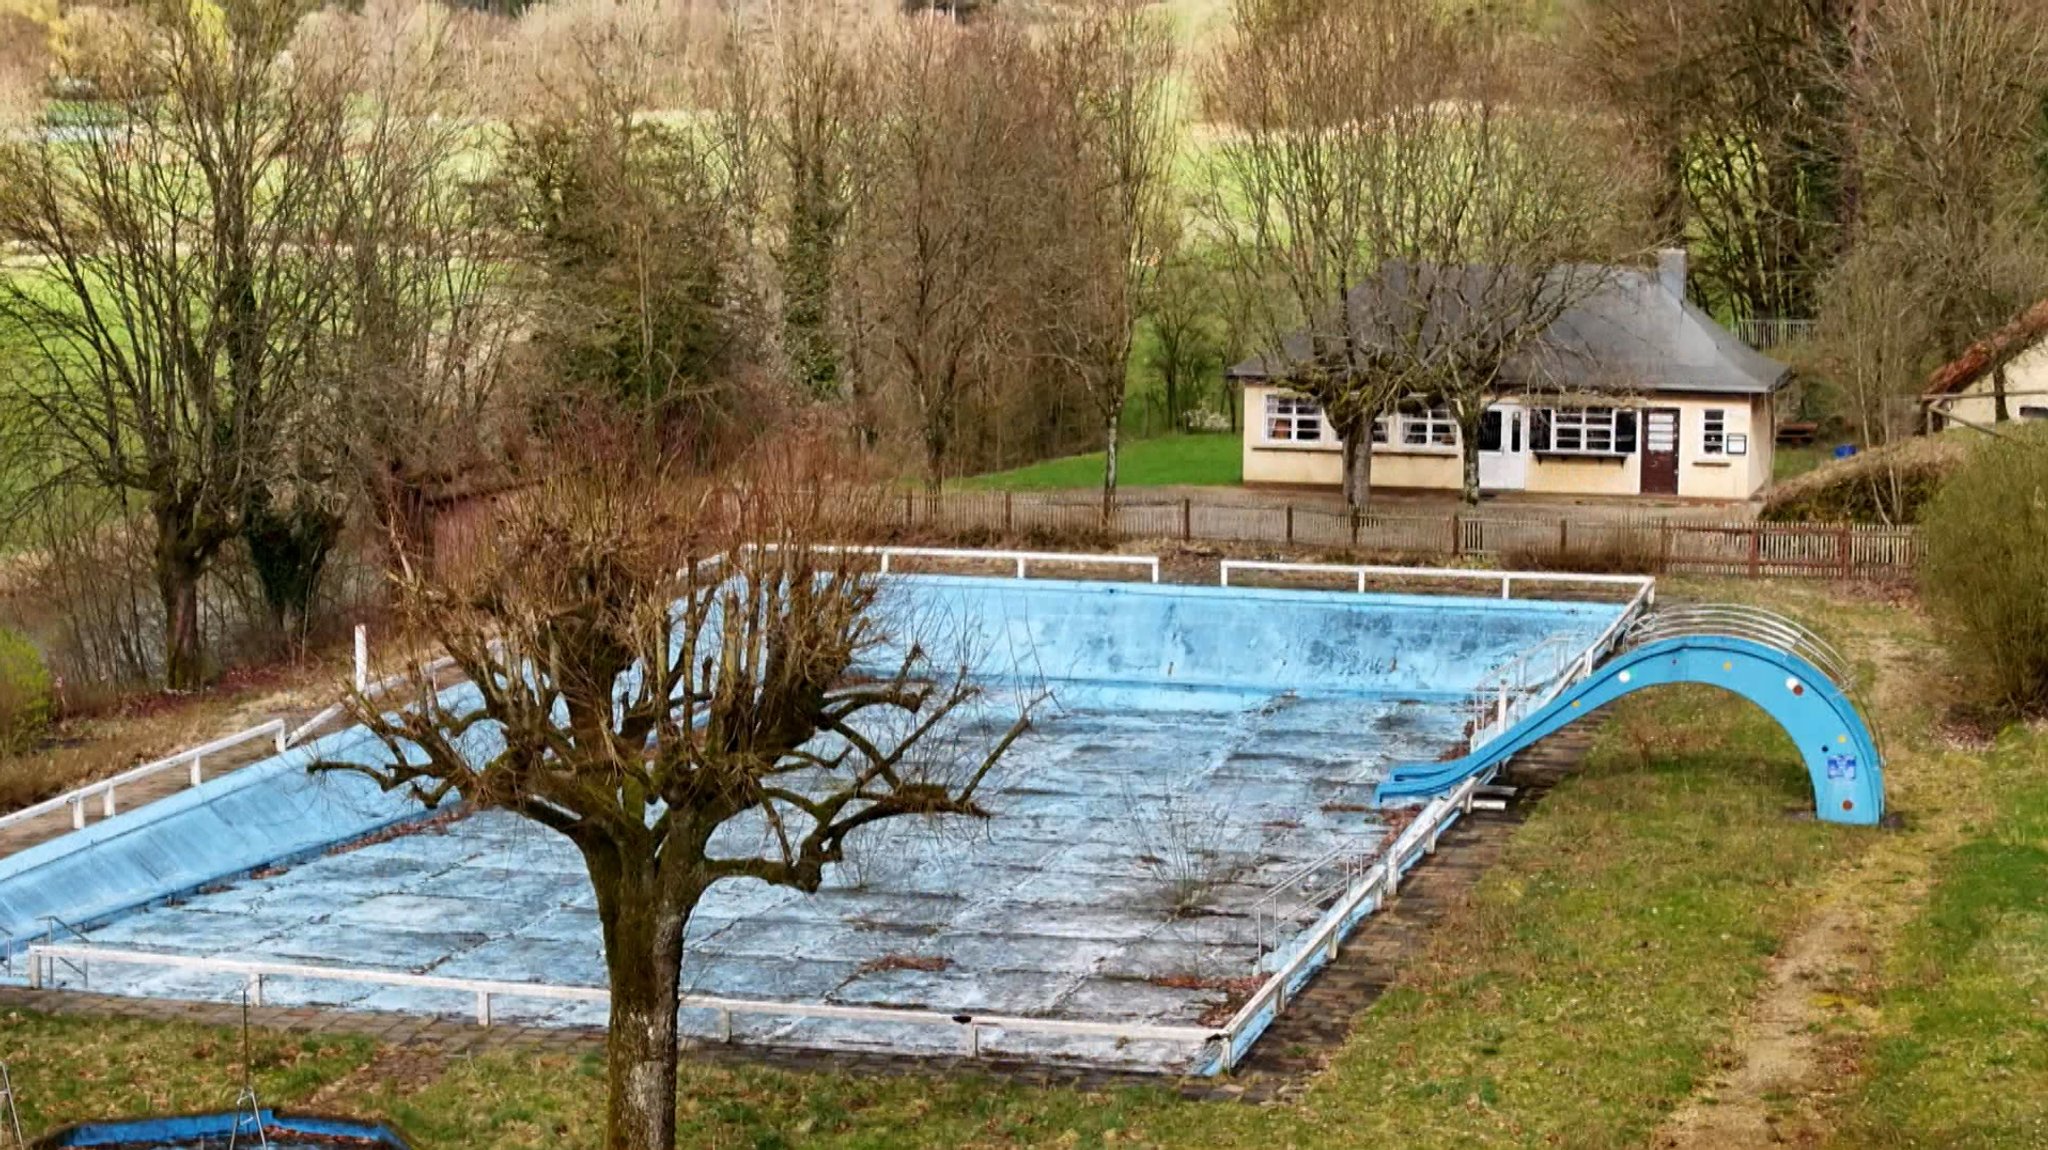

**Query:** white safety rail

left=0, top=720, right=287, bottom=836
left=810, top=545, right=1161, bottom=583
left=1219, top=559, right=1652, bottom=601
left=24, top=945, right=1222, bottom=1063
left=1217, top=773, right=1487, bottom=1070
left=1463, top=575, right=1658, bottom=754
left=282, top=652, right=459, bottom=748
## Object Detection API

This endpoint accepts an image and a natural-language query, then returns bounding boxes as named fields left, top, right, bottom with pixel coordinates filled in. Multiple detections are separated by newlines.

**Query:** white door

left=1477, top=403, right=1529, bottom=491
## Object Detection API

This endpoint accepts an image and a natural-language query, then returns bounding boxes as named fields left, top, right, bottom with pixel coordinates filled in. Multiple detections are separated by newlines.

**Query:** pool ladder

left=1, top=1062, right=23, bottom=1148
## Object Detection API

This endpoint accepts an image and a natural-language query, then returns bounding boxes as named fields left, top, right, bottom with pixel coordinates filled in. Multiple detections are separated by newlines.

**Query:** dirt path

left=1652, top=622, right=1959, bottom=1148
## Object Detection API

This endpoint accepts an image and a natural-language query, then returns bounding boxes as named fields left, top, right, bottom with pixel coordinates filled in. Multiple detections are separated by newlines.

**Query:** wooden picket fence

left=432, top=488, right=1918, bottom=583
left=877, top=491, right=1917, bottom=581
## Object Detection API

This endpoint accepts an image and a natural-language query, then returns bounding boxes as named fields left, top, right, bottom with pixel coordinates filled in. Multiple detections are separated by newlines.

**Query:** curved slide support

left=1375, top=636, right=1884, bottom=826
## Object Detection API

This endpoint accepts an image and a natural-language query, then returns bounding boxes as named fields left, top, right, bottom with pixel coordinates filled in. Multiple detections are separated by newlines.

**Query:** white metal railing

left=25, top=944, right=1220, bottom=1061
left=1219, top=772, right=1486, bottom=1069
left=0, top=720, right=287, bottom=836
left=283, top=653, right=459, bottom=748
left=811, top=545, right=1161, bottom=584
left=1459, top=575, right=1657, bottom=753
left=1218, top=560, right=1652, bottom=601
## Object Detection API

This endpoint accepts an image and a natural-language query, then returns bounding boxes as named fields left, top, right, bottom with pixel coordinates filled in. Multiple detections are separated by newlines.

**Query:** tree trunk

left=1340, top=423, right=1374, bottom=512
left=1100, top=411, right=1121, bottom=529
left=589, top=847, right=691, bottom=1150
left=1460, top=411, right=1483, bottom=506
left=153, top=520, right=206, bottom=691
left=1994, top=362, right=2011, bottom=423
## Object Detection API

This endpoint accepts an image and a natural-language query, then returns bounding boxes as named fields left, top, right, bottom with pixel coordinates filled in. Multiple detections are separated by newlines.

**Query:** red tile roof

left=1925, top=298, right=2048, bottom=397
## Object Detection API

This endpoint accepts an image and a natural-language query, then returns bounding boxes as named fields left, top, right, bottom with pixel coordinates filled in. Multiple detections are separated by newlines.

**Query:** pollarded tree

left=318, top=431, right=1033, bottom=1150
left=1202, top=0, right=1461, bottom=510
left=1205, top=0, right=1644, bottom=508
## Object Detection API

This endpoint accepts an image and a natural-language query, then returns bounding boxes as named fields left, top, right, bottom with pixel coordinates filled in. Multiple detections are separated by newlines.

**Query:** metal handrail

left=27, top=944, right=1220, bottom=1061
left=1620, top=602, right=1882, bottom=761
left=1624, top=605, right=1854, bottom=688
left=0, top=719, right=288, bottom=836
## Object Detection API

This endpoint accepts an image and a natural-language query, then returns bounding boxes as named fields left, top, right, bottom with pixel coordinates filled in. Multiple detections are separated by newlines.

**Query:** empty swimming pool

left=2, top=572, right=1632, bottom=1073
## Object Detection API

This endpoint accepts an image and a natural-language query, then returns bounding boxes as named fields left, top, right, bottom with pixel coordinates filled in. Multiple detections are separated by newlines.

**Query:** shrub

left=1920, top=426, right=2048, bottom=718
left=0, top=627, right=53, bottom=753
left=1761, top=433, right=1967, bottom=524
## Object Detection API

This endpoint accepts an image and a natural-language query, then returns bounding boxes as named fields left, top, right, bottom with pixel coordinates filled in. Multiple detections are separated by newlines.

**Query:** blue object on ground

left=1374, top=634, right=1885, bottom=825
left=1833, top=443, right=1858, bottom=459
left=37, top=1110, right=410, bottom=1147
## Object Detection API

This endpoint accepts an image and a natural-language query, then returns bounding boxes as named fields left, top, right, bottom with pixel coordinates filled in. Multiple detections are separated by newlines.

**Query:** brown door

left=1642, top=408, right=1680, bottom=495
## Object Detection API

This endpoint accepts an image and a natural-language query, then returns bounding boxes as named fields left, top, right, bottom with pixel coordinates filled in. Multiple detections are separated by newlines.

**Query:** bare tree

left=311, top=0, right=533, bottom=581
left=0, top=0, right=357, bottom=687
left=1810, top=238, right=1934, bottom=521
left=1573, top=0, right=1856, bottom=323
left=321, top=432, right=1031, bottom=1150
left=1034, top=0, right=1177, bottom=525
left=1145, top=233, right=1229, bottom=433
left=1201, top=0, right=1439, bottom=509
left=1839, top=0, right=2048, bottom=383
left=843, top=16, right=1037, bottom=489
left=1206, top=0, right=1644, bottom=507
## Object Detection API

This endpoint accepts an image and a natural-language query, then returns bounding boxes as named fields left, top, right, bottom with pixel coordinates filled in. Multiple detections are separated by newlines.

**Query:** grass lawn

left=5, top=579, right=2042, bottom=1148
left=958, top=433, right=1241, bottom=492
left=1774, top=443, right=1833, bottom=482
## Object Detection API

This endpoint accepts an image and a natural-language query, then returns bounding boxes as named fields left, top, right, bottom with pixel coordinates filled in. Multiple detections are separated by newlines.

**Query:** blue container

left=34, top=1110, right=411, bottom=1148
left=1833, top=443, right=1859, bottom=459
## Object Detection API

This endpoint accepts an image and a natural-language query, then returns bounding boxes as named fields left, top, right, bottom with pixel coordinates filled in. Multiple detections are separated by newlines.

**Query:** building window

left=1534, top=407, right=1638, bottom=457
left=1397, top=406, right=1458, bottom=448
left=1264, top=394, right=1324, bottom=443
left=1702, top=408, right=1727, bottom=455
left=2022, top=406, right=2048, bottom=421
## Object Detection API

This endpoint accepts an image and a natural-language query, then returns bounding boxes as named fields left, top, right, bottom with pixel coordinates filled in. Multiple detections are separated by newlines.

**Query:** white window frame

left=1262, top=393, right=1328, bottom=446
left=1542, top=406, right=1635, bottom=458
left=1394, top=406, right=1458, bottom=450
left=1701, top=408, right=1728, bottom=456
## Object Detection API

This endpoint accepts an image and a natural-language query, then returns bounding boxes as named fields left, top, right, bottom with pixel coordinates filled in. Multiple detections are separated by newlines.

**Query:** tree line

left=1, top=0, right=2045, bottom=692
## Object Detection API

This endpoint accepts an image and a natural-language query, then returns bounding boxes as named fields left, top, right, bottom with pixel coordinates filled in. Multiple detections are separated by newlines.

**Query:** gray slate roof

left=1227, top=263, right=1791, bottom=397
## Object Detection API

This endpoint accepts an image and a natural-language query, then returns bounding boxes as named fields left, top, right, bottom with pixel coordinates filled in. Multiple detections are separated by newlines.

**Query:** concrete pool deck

left=1, top=573, right=1630, bottom=1074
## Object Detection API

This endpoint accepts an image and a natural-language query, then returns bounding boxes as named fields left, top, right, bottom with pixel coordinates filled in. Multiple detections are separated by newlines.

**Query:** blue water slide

left=1375, top=606, right=1885, bottom=826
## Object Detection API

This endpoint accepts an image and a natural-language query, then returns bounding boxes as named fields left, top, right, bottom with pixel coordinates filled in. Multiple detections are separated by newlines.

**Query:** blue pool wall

left=867, top=575, right=1621, bottom=700
left=0, top=575, right=1622, bottom=961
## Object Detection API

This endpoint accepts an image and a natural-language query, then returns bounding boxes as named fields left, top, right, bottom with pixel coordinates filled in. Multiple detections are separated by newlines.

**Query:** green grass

left=4, top=580, right=1913, bottom=1149
left=1774, top=444, right=1831, bottom=482
left=1830, top=725, right=2048, bottom=1148
left=957, top=432, right=1241, bottom=491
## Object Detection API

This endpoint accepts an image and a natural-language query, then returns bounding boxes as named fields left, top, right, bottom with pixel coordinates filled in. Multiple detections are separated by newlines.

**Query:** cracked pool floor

left=48, top=689, right=1465, bottom=1072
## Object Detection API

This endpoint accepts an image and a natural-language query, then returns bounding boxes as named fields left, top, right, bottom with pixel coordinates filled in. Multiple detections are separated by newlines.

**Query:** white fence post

left=353, top=624, right=369, bottom=693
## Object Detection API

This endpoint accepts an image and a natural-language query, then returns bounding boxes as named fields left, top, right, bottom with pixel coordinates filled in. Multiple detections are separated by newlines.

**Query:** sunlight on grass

left=958, top=433, right=1241, bottom=491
